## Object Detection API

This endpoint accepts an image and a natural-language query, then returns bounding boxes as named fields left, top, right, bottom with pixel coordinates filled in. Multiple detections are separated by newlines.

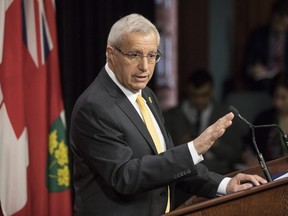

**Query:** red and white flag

left=0, top=0, right=72, bottom=215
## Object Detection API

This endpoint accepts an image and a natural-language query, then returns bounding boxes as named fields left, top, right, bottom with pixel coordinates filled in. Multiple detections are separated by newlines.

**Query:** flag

left=0, top=1, right=28, bottom=215
left=0, top=0, right=72, bottom=215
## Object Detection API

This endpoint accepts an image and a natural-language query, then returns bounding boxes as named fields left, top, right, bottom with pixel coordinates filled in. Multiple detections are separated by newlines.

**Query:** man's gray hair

left=107, top=13, right=160, bottom=48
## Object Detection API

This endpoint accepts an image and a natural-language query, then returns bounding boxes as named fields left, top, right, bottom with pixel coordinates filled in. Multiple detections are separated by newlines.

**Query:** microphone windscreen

left=228, top=105, right=240, bottom=116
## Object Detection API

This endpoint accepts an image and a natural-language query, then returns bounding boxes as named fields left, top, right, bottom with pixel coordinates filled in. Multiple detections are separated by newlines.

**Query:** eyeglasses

left=113, top=47, right=162, bottom=64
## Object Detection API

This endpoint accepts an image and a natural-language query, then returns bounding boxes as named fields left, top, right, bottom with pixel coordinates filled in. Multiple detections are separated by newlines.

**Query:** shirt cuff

left=217, top=177, right=231, bottom=195
left=187, top=141, right=204, bottom=165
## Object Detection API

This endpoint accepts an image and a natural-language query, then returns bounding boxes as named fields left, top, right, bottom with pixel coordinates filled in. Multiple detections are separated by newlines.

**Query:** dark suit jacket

left=70, top=67, right=224, bottom=216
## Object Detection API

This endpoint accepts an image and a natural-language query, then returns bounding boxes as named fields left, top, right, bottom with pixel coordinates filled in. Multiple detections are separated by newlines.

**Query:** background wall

left=55, top=0, right=280, bottom=128
left=56, top=0, right=155, bottom=130
left=209, top=0, right=234, bottom=101
left=177, top=0, right=209, bottom=102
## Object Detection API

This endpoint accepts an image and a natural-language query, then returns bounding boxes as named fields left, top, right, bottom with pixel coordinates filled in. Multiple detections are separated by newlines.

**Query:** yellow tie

left=136, top=95, right=163, bottom=154
left=136, top=95, right=170, bottom=213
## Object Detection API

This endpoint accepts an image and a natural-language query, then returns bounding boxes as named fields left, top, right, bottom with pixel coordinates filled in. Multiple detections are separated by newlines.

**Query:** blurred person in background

left=164, top=69, right=244, bottom=175
left=243, top=73, right=288, bottom=166
left=244, top=0, right=288, bottom=91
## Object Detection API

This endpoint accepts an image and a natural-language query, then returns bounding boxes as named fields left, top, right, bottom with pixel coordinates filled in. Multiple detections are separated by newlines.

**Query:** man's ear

left=106, top=46, right=115, bottom=62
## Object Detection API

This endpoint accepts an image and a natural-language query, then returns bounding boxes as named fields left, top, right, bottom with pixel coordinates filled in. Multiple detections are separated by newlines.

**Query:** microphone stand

left=253, top=124, right=288, bottom=151
left=229, top=106, right=273, bottom=182
left=249, top=125, right=273, bottom=182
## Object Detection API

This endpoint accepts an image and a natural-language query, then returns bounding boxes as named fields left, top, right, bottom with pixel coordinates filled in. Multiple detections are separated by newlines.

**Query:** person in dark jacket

left=164, top=70, right=244, bottom=175
left=243, top=73, right=288, bottom=163
left=244, top=0, right=288, bottom=90
left=70, top=13, right=267, bottom=216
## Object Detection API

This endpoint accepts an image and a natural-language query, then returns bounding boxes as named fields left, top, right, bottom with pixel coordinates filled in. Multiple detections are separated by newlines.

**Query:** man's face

left=187, top=83, right=213, bottom=111
left=107, top=32, right=158, bottom=93
left=272, top=15, right=288, bottom=33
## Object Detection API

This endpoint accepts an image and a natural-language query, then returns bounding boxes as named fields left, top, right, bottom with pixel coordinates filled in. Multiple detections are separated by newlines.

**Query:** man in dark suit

left=70, top=13, right=267, bottom=216
left=244, top=0, right=288, bottom=90
left=164, top=70, right=243, bottom=175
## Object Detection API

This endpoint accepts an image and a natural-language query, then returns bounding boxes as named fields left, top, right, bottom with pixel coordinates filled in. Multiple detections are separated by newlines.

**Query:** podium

left=164, top=156, right=288, bottom=216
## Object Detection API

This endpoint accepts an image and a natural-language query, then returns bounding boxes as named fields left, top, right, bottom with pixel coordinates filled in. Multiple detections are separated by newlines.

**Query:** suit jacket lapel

left=98, top=68, right=158, bottom=154
left=118, top=95, right=159, bottom=154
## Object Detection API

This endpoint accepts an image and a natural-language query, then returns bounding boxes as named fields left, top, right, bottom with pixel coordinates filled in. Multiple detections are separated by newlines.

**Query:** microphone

left=229, top=106, right=288, bottom=150
left=229, top=106, right=288, bottom=149
left=229, top=106, right=273, bottom=182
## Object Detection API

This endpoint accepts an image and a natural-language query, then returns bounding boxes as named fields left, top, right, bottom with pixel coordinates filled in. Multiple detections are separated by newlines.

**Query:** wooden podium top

left=164, top=156, right=288, bottom=216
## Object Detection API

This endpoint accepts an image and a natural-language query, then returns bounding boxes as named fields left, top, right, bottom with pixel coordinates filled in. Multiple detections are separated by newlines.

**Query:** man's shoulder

left=163, top=105, right=184, bottom=122
left=249, top=26, right=271, bottom=39
left=164, top=105, right=183, bottom=114
left=211, top=102, right=230, bottom=115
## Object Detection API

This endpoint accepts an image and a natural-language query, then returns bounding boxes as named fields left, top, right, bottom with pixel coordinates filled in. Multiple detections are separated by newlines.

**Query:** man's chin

left=132, top=83, right=148, bottom=92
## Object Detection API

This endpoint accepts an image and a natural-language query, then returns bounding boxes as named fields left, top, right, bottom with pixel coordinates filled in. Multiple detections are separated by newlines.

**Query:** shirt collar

left=105, top=63, right=141, bottom=103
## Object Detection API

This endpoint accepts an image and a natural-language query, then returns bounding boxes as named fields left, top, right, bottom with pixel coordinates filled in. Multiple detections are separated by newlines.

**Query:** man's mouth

left=134, top=75, right=148, bottom=81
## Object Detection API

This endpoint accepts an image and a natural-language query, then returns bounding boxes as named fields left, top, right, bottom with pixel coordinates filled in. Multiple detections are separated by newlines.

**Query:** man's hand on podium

left=226, top=173, right=267, bottom=194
